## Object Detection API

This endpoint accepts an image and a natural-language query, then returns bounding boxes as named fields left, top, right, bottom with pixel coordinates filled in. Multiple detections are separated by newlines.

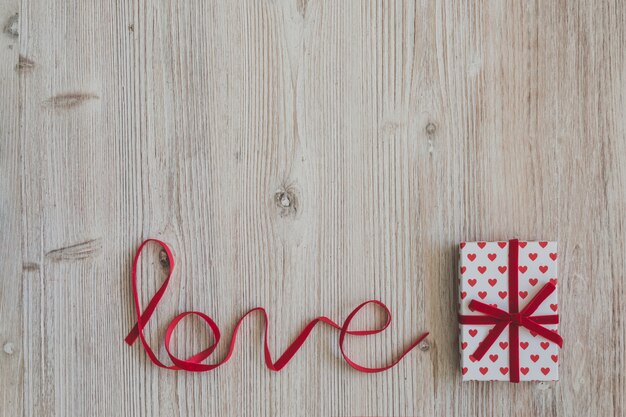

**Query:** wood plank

left=3, top=0, right=625, bottom=416
left=0, top=1, right=22, bottom=416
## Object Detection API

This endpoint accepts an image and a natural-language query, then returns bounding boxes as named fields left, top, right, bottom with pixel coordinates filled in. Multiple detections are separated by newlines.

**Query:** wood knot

left=44, top=92, right=99, bottom=109
left=274, top=187, right=298, bottom=217
left=22, top=262, right=40, bottom=271
left=535, top=381, right=551, bottom=390
left=46, top=238, right=102, bottom=261
left=3, top=342, right=15, bottom=355
left=4, top=13, right=18, bottom=38
left=425, top=122, right=437, bottom=134
left=297, top=0, right=309, bottom=17
left=17, top=55, right=35, bottom=73
left=418, top=340, right=431, bottom=351
left=159, top=249, right=170, bottom=270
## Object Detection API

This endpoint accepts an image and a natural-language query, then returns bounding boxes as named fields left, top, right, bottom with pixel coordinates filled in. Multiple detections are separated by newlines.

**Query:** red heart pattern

left=459, top=240, right=559, bottom=381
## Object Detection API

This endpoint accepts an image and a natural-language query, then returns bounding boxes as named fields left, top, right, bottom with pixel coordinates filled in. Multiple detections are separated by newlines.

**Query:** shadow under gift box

left=458, top=240, right=560, bottom=382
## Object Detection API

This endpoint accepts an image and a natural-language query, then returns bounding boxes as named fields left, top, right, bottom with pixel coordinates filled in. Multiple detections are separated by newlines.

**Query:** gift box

left=458, top=239, right=562, bottom=382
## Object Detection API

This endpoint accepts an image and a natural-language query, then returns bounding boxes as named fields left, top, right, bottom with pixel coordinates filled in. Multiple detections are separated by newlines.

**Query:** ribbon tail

left=531, top=314, right=560, bottom=325
left=522, top=318, right=563, bottom=348
left=470, top=321, right=509, bottom=361
left=462, top=300, right=510, bottom=361
left=125, top=284, right=170, bottom=346
left=339, top=300, right=430, bottom=373
left=520, top=282, right=557, bottom=316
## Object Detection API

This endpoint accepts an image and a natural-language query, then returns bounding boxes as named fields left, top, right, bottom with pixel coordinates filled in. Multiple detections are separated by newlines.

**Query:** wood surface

left=1, top=1, right=625, bottom=416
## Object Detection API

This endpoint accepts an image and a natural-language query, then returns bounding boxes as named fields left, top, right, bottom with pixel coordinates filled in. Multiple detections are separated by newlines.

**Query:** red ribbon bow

left=458, top=239, right=563, bottom=382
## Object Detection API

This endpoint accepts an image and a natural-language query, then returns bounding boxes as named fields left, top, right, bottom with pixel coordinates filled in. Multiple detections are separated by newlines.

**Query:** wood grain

left=1, top=1, right=625, bottom=416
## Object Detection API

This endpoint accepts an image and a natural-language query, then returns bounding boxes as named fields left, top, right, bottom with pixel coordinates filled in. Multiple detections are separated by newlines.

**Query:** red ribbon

left=125, top=239, right=429, bottom=373
left=458, top=239, right=563, bottom=382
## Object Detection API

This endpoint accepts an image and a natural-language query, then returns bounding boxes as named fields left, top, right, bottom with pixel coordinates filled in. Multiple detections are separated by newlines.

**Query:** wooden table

left=2, top=1, right=624, bottom=416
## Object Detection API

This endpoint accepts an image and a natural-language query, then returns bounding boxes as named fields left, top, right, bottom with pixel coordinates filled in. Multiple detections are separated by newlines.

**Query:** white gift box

left=458, top=240, right=560, bottom=382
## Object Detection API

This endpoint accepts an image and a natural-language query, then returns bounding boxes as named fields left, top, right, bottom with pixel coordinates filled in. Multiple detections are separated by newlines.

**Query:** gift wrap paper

left=459, top=240, right=559, bottom=381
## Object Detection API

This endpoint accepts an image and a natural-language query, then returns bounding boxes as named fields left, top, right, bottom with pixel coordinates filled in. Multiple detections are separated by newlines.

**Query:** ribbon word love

left=458, top=239, right=563, bottom=382
left=125, top=239, right=429, bottom=373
